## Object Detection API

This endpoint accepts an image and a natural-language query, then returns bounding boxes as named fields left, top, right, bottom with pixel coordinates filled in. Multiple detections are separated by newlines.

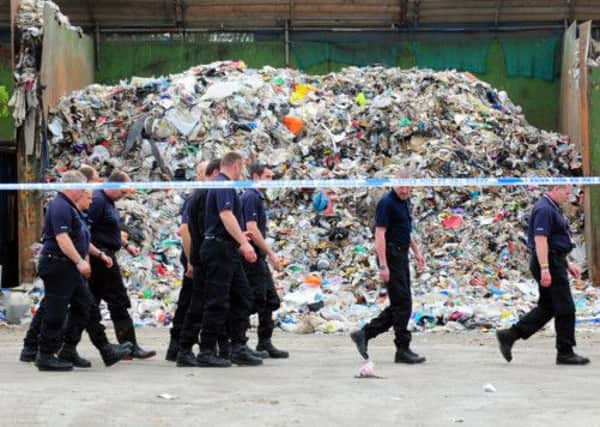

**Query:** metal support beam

left=568, top=0, right=577, bottom=23
left=284, top=20, right=290, bottom=67
left=495, top=0, right=504, bottom=27
left=413, top=0, right=421, bottom=27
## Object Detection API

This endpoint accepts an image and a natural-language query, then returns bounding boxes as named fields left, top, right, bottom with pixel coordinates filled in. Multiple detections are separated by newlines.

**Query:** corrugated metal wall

left=1, top=1, right=596, bottom=30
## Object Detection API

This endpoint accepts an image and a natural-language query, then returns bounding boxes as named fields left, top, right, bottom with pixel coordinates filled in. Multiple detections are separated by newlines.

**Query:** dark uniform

left=241, top=188, right=281, bottom=343
left=36, top=193, right=93, bottom=366
left=514, top=194, right=576, bottom=353
left=198, top=173, right=255, bottom=363
left=177, top=188, right=210, bottom=353
left=21, top=204, right=131, bottom=367
left=361, top=191, right=415, bottom=350
left=87, top=190, right=155, bottom=358
left=166, top=196, right=195, bottom=360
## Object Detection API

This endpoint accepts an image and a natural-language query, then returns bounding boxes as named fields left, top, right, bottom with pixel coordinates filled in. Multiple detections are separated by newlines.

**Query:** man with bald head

left=496, top=185, right=589, bottom=365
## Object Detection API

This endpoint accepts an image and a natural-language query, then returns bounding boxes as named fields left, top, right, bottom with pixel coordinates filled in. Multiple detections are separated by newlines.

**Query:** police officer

left=175, top=159, right=229, bottom=366
left=21, top=168, right=131, bottom=368
left=350, top=172, right=426, bottom=364
left=241, top=164, right=288, bottom=358
left=166, top=159, right=220, bottom=362
left=496, top=186, right=590, bottom=365
left=87, top=170, right=156, bottom=359
left=196, top=152, right=262, bottom=367
left=34, top=171, right=94, bottom=371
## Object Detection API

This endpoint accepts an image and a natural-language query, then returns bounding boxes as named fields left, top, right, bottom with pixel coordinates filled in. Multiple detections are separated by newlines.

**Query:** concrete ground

left=0, top=325, right=598, bottom=427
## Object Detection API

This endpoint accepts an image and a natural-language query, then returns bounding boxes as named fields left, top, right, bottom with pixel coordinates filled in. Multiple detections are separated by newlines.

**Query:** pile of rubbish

left=24, top=60, right=598, bottom=333
left=9, top=0, right=81, bottom=156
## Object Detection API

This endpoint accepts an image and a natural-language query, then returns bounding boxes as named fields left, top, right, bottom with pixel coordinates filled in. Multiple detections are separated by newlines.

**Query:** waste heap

left=32, top=60, right=599, bottom=334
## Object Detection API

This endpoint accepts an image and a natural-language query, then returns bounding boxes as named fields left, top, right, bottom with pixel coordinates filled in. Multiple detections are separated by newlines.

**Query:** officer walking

left=496, top=186, right=590, bottom=365
left=87, top=170, right=156, bottom=359
left=241, top=164, right=288, bottom=358
left=350, top=172, right=426, bottom=364
left=21, top=168, right=131, bottom=368
left=196, top=152, right=262, bottom=367
left=34, top=171, right=94, bottom=371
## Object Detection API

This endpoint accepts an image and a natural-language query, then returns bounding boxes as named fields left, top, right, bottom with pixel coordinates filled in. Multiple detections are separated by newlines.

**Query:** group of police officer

left=20, top=151, right=590, bottom=371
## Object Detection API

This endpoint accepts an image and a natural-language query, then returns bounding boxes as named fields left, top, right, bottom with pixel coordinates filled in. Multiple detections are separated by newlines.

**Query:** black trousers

left=170, top=272, right=194, bottom=341
left=363, top=244, right=412, bottom=349
left=199, top=240, right=253, bottom=351
left=243, top=256, right=280, bottom=341
left=37, top=256, right=92, bottom=354
left=89, top=251, right=132, bottom=323
left=24, top=281, right=112, bottom=351
left=179, top=264, right=206, bottom=350
left=513, top=254, right=576, bottom=354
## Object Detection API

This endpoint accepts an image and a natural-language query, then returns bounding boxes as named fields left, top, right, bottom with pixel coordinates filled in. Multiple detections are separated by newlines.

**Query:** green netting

left=0, top=61, right=13, bottom=141
left=476, top=42, right=559, bottom=131
left=411, top=36, right=493, bottom=73
left=97, top=40, right=285, bottom=84
left=500, top=35, right=559, bottom=81
left=291, top=41, right=406, bottom=71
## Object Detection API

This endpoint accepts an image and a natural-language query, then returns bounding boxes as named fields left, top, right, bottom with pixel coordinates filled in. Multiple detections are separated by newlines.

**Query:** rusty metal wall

left=560, top=22, right=580, bottom=151
left=41, top=0, right=600, bottom=30
left=40, top=2, right=94, bottom=114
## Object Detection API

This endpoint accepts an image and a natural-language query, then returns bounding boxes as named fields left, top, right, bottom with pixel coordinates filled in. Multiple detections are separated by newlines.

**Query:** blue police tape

left=0, top=176, right=599, bottom=191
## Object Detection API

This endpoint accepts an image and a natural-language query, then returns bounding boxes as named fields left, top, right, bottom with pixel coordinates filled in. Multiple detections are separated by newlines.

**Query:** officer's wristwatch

left=378, top=264, right=387, bottom=270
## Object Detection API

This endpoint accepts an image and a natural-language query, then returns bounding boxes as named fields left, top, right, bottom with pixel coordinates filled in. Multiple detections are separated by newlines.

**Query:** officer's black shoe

left=556, top=352, right=590, bottom=365
left=35, top=352, right=73, bottom=371
left=196, top=350, right=232, bottom=368
left=58, top=344, right=92, bottom=368
left=350, top=329, right=369, bottom=360
left=249, top=347, right=270, bottom=359
left=218, top=340, right=231, bottom=360
left=176, top=349, right=198, bottom=367
left=100, top=343, right=132, bottom=367
left=20, top=346, right=37, bottom=363
left=394, top=348, right=426, bottom=364
left=130, top=344, right=157, bottom=359
left=165, top=337, right=179, bottom=362
left=231, top=345, right=263, bottom=366
left=257, top=340, right=289, bottom=359
left=496, top=328, right=518, bottom=363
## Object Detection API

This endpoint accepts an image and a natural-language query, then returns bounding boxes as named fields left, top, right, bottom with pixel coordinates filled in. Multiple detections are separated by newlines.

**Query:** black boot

left=165, top=336, right=179, bottom=362
left=114, top=319, right=156, bottom=359
left=350, top=329, right=369, bottom=360
left=35, top=352, right=73, bottom=371
left=99, top=343, right=133, bottom=367
left=257, top=339, right=289, bottom=359
left=395, top=347, right=426, bottom=364
left=196, top=350, right=232, bottom=368
left=176, top=349, right=198, bottom=367
left=58, top=344, right=92, bottom=368
left=218, top=338, right=231, bottom=360
left=557, top=352, right=590, bottom=365
left=230, top=344, right=263, bottom=366
left=496, top=328, right=519, bottom=363
left=20, top=345, right=38, bottom=363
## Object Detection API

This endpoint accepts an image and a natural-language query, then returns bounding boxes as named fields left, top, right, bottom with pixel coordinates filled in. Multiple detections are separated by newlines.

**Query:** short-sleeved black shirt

left=42, top=192, right=90, bottom=259
left=527, top=194, right=573, bottom=254
left=375, top=190, right=413, bottom=246
left=204, top=173, right=243, bottom=240
left=87, top=190, right=122, bottom=251
left=241, top=188, right=267, bottom=237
